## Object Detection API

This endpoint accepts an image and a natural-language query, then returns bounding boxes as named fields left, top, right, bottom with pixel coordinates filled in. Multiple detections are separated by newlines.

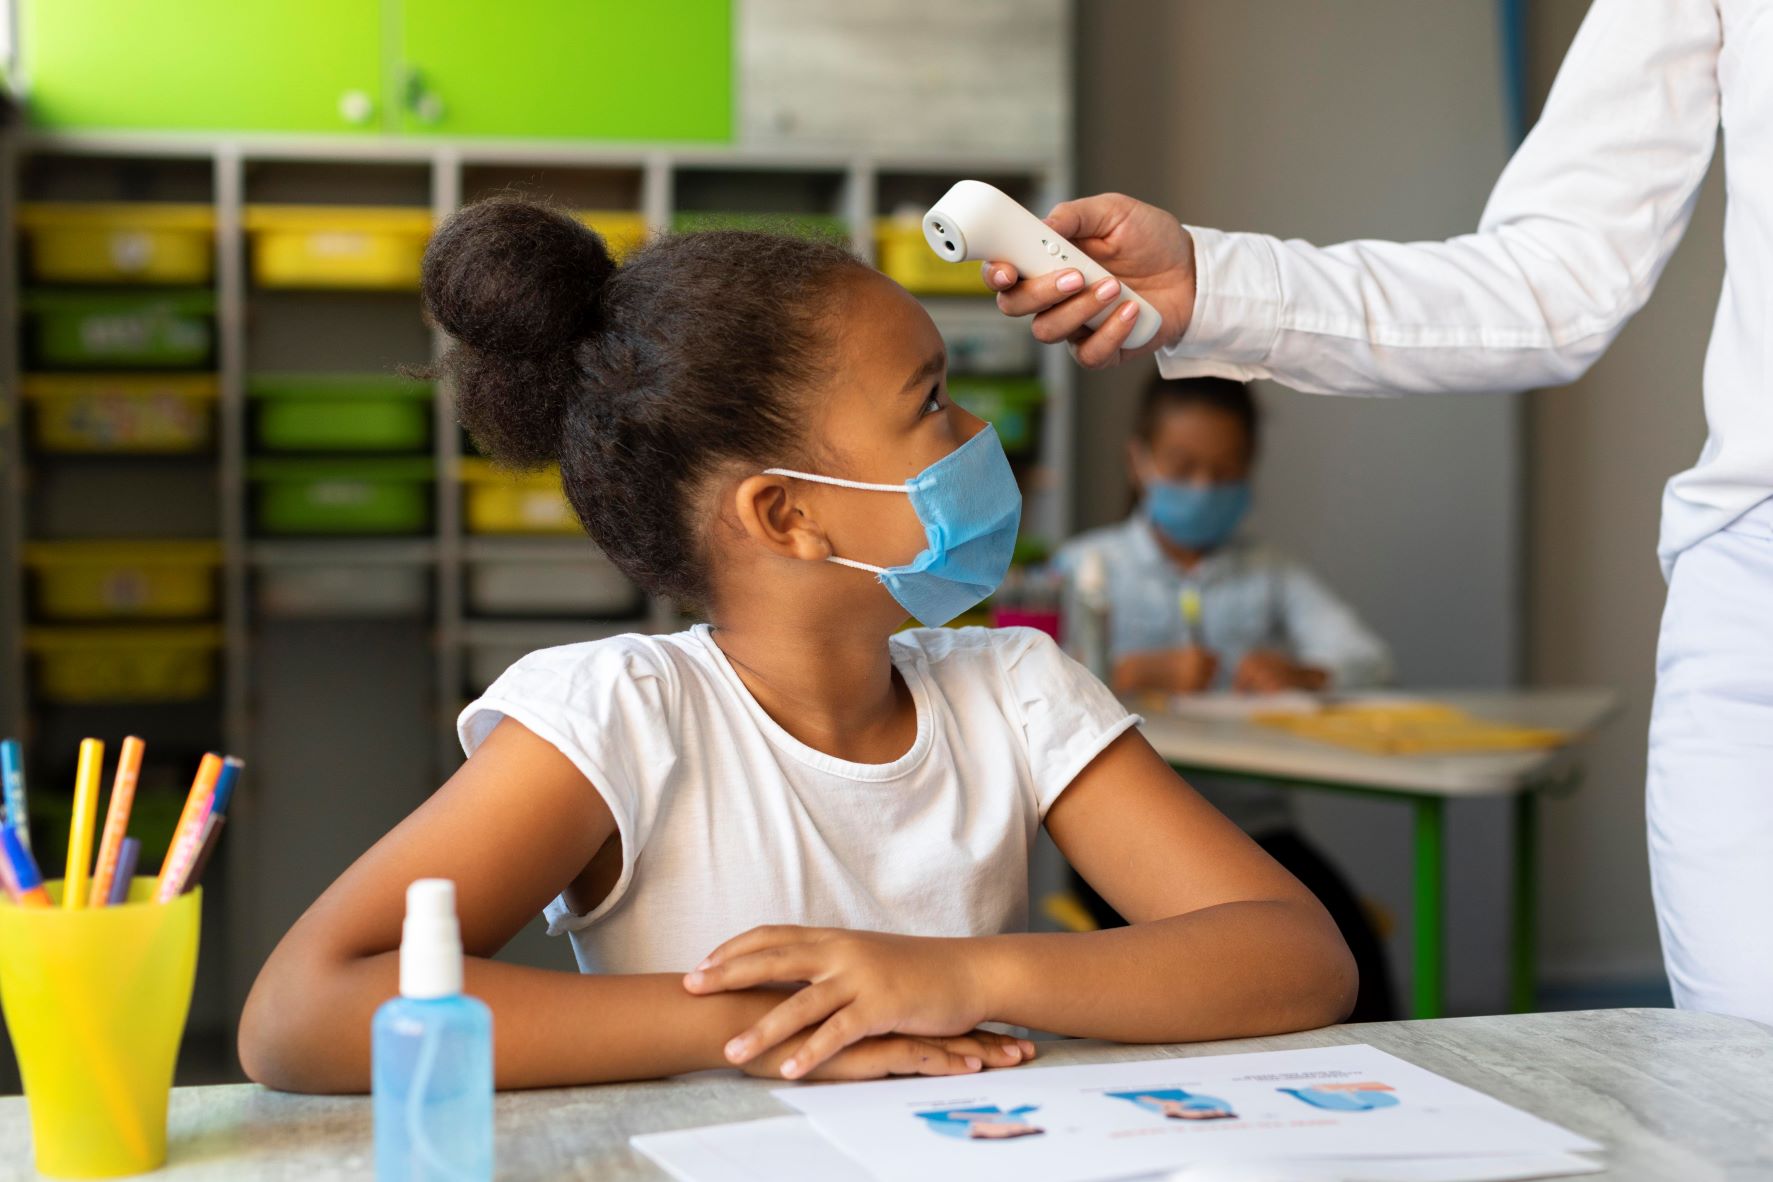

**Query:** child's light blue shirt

left=1054, top=515, right=1393, bottom=836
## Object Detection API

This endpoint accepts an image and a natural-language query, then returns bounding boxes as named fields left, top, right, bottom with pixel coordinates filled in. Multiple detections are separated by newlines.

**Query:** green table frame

left=1165, top=761, right=1581, bottom=1019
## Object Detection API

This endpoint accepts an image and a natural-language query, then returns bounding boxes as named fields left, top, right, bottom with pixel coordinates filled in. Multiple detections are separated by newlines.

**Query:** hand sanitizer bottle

left=373, top=879, right=493, bottom=1181
left=1067, top=548, right=1113, bottom=683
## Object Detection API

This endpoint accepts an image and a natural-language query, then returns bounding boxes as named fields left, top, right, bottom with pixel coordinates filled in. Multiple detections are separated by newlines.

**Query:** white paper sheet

left=775, top=1045, right=1600, bottom=1182
left=629, top=1114, right=1603, bottom=1182
left=632, top=1115, right=872, bottom=1181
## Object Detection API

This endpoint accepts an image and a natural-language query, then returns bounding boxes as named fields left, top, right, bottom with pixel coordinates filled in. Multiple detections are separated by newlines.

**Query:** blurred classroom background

left=0, top=1, right=1700, bottom=1087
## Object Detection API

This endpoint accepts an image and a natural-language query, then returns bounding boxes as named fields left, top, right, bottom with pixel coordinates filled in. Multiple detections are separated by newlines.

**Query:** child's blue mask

left=1144, top=478, right=1250, bottom=550
left=765, top=425, right=1022, bottom=628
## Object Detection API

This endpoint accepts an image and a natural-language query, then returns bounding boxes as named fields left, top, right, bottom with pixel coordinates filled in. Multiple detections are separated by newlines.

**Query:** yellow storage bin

left=244, top=205, right=435, bottom=290
left=18, top=203, right=215, bottom=285
left=460, top=458, right=582, bottom=534
left=23, top=374, right=217, bottom=454
left=576, top=211, right=649, bottom=260
left=26, top=541, right=222, bottom=621
left=26, top=626, right=222, bottom=703
left=876, top=215, right=991, bottom=296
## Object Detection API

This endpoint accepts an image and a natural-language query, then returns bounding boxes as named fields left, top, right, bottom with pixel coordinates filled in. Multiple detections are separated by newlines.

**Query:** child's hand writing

left=1233, top=650, right=1328, bottom=694
left=1112, top=647, right=1218, bottom=695
left=738, top=1027, right=1032, bottom=1082
left=683, top=926, right=1026, bottom=1079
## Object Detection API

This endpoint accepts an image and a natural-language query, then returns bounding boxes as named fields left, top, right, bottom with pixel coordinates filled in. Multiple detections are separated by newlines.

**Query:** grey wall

left=1075, top=1, right=1525, bottom=1011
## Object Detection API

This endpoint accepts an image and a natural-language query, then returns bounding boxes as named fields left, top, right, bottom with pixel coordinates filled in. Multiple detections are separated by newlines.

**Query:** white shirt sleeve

left=457, top=636, right=679, bottom=934
left=993, top=627, right=1142, bottom=818
left=1158, top=0, right=1722, bottom=396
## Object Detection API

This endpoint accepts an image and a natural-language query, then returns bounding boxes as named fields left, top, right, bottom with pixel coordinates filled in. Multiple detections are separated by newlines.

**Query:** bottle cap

left=399, top=878, right=463, bottom=999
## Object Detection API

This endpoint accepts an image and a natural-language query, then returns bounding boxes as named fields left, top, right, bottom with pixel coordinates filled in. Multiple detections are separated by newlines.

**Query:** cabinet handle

left=338, top=90, right=376, bottom=126
left=402, top=67, right=446, bottom=126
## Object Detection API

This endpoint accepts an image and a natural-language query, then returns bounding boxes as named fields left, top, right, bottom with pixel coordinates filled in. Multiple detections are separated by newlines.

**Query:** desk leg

left=1412, top=796, right=1445, bottom=1019
left=1510, top=790, right=1539, bottom=1012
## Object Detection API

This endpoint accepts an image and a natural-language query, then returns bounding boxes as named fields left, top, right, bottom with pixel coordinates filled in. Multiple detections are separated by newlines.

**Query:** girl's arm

left=238, top=718, right=1019, bottom=1093
left=686, top=730, right=1355, bottom=1077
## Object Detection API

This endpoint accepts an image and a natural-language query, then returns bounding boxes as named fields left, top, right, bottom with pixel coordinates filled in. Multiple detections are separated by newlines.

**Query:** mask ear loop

left=760, top=467, right=913, bottom=577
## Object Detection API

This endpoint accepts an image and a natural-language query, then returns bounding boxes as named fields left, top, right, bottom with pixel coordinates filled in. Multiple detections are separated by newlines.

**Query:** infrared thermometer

left=922, top=180, right=1164, bottom=351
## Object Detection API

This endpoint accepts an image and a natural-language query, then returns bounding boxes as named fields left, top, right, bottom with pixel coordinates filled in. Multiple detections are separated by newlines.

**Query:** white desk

left=1138, top=690, right=1619, bottom=1018
left=1, top=1009, right=1763, bottom=1180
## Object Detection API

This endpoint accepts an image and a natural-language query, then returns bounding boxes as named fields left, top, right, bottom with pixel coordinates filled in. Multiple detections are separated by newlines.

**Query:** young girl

left=238, top=199, right=1355, bottom=1093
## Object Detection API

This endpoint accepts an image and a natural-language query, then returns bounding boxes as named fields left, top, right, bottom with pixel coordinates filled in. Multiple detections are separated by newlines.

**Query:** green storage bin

left=250, top=373, right=432, bottom=452
left=671, top=211, right=849, bottom=243
left=950, top=377, right=1046, bottom=457
left=250, top=458, right=433, bottom=535
left=23, top=289, right=214, bottom=369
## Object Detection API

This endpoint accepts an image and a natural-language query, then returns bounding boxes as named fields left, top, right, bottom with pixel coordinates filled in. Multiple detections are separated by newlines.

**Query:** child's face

left=799, top=271, right=987, bottom=570
left=1130, top=405, right=1252, bottom=489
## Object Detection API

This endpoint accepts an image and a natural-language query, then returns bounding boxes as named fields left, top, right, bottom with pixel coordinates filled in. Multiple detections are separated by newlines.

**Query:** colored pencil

left=90, top=735, right=144, bottom=907
left=155, top=752, right=221, bottom=903
left=176, top=814, right=226, bottom=896
left=105, top=838, right=141, bottom=906
left=2, top=824, right=50, bottom=908
left=63, top=738, right=104, bottom=910
left=0, top=740, right=28, bottom=853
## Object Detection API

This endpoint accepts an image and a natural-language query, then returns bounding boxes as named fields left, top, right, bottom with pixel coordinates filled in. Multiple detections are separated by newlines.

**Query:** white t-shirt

left=458, top=624, right=1139, bottom=975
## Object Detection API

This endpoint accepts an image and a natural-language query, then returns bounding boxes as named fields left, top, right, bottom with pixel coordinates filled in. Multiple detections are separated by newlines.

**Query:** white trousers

left=1648, top=498, right=1773, bottom=1024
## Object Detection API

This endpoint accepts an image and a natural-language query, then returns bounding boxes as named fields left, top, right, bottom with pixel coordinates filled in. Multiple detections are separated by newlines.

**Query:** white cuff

left=1155, top=225, right=1284, bottom=380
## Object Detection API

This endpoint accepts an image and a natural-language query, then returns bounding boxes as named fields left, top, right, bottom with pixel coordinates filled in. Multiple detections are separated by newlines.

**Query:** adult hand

left=1233, top=650, right=1329, bottom=694
left=737, top=1028, right=1031, bottom=1082
left=983, top=193, right=1196, bottom=369
left=683, top=926, right=1025, bottom=1079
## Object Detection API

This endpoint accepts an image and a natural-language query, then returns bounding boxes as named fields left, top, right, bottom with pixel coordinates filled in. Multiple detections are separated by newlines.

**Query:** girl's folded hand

left=739, top=1028, right=1033, bottom=1082
left=683, top=926, right=1022, bottom=1079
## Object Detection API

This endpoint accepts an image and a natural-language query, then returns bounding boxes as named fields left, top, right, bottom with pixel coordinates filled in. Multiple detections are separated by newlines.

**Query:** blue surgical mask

left=765, top=424, right=1022, bottom=628
left=1144, top=478, right=1250, bottom=550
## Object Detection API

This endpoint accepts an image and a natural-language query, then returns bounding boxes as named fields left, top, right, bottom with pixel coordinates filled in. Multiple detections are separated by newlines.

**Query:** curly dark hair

left=421, top=197, right=869, bottom=605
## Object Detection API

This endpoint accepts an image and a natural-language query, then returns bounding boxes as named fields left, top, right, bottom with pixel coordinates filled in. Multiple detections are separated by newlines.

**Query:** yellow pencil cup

left=0, top=879, right=200, bottom=1178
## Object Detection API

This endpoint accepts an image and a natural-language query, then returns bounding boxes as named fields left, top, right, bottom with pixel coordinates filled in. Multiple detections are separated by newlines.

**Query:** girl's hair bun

left=421, top=197, right=616, bottom=466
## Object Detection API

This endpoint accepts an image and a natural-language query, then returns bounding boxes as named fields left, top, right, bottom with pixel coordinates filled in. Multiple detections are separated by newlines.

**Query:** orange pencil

left=155, top=753, right=221, bottom=903
left=63, top=738, right=104, bottom=910
left=89, top=735, right=143, bottom=907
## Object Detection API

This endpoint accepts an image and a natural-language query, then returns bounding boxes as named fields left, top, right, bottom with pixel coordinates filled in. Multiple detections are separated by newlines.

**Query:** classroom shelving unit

left=0, top=130, right=1077, bottom=1045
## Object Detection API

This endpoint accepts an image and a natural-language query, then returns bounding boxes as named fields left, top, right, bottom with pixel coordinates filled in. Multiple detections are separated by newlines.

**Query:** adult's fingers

left=723, top=981, right=849, bottom=1066
left=991, top=266, right=1091, bottom=318
left=1042, top=194, right=1130, bottom=245
left=1062, top=298, right=1144, bottom=370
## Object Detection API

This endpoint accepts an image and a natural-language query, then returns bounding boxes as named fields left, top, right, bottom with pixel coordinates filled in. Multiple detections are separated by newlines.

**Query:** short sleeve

left=993, top=627, right=1141, bottom=818
left=456, top=634, right=680, bottom=936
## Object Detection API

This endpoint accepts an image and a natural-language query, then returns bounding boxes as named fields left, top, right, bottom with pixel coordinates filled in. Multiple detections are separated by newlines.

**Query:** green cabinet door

left=20, top=0, right=386, bottom=134
left=395, top=0, right=731, bottom=140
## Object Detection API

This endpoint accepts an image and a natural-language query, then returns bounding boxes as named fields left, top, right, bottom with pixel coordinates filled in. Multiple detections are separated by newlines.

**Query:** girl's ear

left=732, top=475, right=833, bottom=562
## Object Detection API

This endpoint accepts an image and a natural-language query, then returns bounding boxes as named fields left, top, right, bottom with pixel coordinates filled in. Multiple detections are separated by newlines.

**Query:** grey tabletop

left=1, top=1009, right=1767, bottom=1181
left=1137, top=689, right=1620, bottom=797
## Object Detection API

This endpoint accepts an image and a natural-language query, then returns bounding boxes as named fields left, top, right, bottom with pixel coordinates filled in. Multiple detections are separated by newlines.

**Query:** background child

left=1055, top=375, right=1396, bottom=1021
left=238, top=201, right=1355, bottom=1093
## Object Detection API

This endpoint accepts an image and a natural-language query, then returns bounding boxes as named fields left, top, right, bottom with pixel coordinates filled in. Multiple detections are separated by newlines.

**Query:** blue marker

left=1, top=740, right=28, bottom=854
left=209, top=756, right=244, bottom=820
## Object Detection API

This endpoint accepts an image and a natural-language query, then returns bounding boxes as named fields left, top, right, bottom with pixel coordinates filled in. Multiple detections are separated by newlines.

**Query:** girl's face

left=1129, top=404, right=1252, bottom=490
left=796, top=270, right=988, bottom=571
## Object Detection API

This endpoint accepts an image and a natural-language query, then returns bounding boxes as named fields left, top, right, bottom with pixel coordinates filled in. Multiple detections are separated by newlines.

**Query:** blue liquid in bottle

left=373, top=879, right=493, bottom=1181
